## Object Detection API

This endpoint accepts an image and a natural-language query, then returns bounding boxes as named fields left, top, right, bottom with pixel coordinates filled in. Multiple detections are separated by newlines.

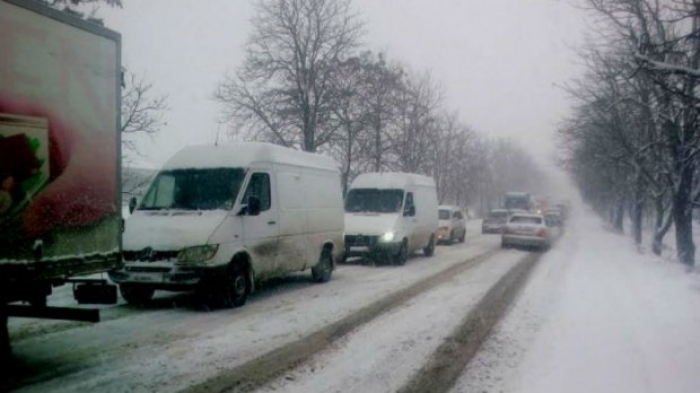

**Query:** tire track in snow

left=397, top=251, right=543, bottom=393
left=182, top=247, right=500, bottom=393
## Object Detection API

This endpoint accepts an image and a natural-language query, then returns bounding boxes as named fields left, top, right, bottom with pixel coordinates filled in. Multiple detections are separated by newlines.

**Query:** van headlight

left=178, top=245, right=219, bottom=264
left=381, top=232, right=395, bottom=242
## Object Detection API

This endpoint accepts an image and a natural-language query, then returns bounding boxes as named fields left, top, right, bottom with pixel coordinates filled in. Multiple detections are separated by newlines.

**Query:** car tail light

left=537, top=228, right=547, bottom=237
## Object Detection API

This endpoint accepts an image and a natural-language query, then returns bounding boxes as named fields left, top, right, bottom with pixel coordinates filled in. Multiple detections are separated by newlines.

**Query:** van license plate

left=130, top=273, right=159, bottom=283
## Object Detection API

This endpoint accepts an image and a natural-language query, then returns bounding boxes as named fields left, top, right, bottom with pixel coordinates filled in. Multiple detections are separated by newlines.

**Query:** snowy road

left=4, top=220, right=537, bottom=393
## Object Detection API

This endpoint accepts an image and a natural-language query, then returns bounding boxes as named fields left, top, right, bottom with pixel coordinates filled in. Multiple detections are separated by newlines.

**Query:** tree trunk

left=373, top=114, right=382, bottom=172
left=652, top=199, right=672, bottom=255
left=673, top=166, right=695, bottom=266
left=613, top=199, right=625, bottom=233
left=632, top=175, right=644, bottom=245
left=632, top=201, right=643, bottom=245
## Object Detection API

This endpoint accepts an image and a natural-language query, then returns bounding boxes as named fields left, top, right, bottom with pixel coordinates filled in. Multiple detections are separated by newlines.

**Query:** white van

left=110, top=143, right=344, bottom=308
left=343, top=172, right=439, bottom=265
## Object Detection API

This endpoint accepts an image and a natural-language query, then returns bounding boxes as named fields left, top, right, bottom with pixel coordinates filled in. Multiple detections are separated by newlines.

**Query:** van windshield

left=345, top=188, right=404, bottom=213
left=439, top=209, right=451, bottom=220
left=139, top=168, right=246, bottom=211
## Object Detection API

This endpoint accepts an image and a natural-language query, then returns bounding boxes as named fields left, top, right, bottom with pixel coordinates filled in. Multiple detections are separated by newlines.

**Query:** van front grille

left=345, top=235, right=379, bottom=247
left=123, top=250, right=179, bottom=262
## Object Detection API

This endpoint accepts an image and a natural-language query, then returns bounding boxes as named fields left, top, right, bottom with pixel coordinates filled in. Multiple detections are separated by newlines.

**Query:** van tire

left=223, top=263, right=249, bottom=308
left=423, top=235, right=436, bottom=257
left=459, top=230, right=466, bottom=243
left=394, top=240, right=408, bottom=266
left=312, top=251, right=333, bottom=283
left=120, top=285, right=155, bottom=305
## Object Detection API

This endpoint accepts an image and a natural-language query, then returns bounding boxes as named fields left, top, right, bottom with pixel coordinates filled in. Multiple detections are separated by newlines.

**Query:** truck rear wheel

left=120, top=285, right=155, bottom=305
left=1, top=310, right=9, bottom=360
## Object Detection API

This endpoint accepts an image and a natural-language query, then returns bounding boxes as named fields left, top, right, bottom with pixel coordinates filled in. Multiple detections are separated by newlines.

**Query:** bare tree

left=121, top=70, right=169, bottom=157
left=569, top=0, right=700, bottom=265
left=215, top=0, right=364, bottom=152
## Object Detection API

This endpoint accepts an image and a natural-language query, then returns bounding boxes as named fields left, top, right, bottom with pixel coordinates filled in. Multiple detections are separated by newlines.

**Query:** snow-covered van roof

left=350, top=172, right=436, bottom=189
left=439, top=205, right=458, bottom=211
left=162, top=143, right=339, bottom=171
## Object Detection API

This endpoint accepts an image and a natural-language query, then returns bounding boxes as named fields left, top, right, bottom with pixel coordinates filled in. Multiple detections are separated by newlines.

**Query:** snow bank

left=454, top=207, right=700, bottom=393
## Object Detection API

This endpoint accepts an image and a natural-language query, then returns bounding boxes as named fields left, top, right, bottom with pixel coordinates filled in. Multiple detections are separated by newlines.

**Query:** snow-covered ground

left=7, top=221, right=503, bottom=392
left=455, top=208, right=700, bottom=393
left=260, top=250, right=526, bottom=393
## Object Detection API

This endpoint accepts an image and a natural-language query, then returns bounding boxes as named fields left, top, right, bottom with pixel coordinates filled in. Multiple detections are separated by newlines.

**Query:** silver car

left=501, top=213, right=551, bottom=251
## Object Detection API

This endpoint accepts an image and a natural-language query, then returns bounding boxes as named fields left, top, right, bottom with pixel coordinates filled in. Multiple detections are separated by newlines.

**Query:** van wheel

left=222, top=264, right=249, bottom=308
left=120, top=285, right=155, bottom=305
left=423, top=236, right=435, bottom=257
left=312, top=251, right=333, bottom=282
left=394, top=240, right=408, bottom=266
left=460, top=230, right=466, bottom=243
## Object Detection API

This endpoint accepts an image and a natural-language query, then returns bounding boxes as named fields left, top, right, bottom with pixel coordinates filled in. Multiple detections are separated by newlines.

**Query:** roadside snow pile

left=454, top=207, right=700, bottom=393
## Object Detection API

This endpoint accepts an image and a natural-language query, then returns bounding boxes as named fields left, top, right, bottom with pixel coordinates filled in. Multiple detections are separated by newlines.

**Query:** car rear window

left=509, top=216, right=542, bottom=225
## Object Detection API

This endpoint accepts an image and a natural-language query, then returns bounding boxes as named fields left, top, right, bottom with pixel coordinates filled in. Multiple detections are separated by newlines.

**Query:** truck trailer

left=0, top=0, right=122, bottom=356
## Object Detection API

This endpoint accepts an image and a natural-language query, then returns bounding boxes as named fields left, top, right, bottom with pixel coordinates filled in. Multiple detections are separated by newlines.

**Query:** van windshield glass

left=139, top=168, right=246, bottom=211
left=345, top=188, right=404, bottom=213
left=439, top=209, right=451, bottom=220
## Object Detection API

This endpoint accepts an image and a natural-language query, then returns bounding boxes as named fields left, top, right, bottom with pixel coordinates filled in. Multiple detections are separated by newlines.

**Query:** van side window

left=243, top=173, right=271, bottom=211
left=404, top=192, right=415, bottom=216
left=455, top=211, right=463, bottom=219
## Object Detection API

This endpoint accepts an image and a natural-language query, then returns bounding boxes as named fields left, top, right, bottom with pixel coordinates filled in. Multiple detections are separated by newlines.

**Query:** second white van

left=111, top=143, right=344, bottom=308
left=343, top=172, right=439, bottom=265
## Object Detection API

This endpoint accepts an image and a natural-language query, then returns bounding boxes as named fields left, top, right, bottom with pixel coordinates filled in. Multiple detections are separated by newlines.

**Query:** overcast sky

left=98, top=0, right=588, bottom=170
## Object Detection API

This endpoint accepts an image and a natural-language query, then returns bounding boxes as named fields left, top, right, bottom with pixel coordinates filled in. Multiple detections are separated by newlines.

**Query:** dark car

left=482, top=209, right=509, bottom=234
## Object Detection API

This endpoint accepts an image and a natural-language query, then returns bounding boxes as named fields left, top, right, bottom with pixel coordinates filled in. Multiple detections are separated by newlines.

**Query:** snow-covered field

left=455, top=209, right=700, bottom=393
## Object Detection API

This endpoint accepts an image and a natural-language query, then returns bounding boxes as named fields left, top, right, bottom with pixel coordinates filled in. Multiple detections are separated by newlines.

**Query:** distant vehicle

left=544, top=208, right=564, bottom=224
left=437, top=205, right=466, bottom=244
left=482, top=209, right=509, bottom=234
left=344, top=172, right=439, bottom=265
left=501, top=213, right=552, bottom=251
left=504, top=192, right=534, bottom=212
left=111, top=143, right=345, bottom=308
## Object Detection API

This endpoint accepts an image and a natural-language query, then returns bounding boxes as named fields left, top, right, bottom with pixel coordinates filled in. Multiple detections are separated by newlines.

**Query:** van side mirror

left=247, top=196, right=262, bottom=216
left=128, top=196, right=138, bottom=214
left=404, top=205, right=415, bottom=217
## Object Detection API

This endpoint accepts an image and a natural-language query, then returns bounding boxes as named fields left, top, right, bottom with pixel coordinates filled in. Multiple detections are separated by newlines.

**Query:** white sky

left=98, top=0, right=588, bottom=169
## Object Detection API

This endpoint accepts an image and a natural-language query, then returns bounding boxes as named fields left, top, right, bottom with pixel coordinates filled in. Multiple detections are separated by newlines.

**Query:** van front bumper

left=344, top=235, right=401, bottom=258
left=109, top=262, right=213, bottom=290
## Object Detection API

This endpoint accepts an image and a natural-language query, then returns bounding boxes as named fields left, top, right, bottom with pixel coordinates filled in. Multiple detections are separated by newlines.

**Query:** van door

left=276, top=168, right=308, bottom=271
left=403, top=191, right=419, bottom=252
left=241, top=172, right=280, bottom=277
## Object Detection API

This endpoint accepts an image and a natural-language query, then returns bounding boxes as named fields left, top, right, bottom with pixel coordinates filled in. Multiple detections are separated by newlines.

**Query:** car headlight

left=381, top=232, right=395, bottom=242
left=178, top=244, right=219, bottom=264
